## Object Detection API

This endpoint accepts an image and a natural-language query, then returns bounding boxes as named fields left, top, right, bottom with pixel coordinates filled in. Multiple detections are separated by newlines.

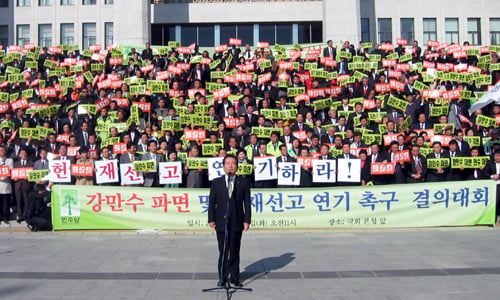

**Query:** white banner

left=48, top=160, right=71, bottom=183
left=158, top=162, right=183, bottom=185
left=95, top=160, right=119, bottom=184
left=277, top=162, right=301, bottom=185
left=337, top=159, right=361, bottom=183
left=207, top=157, right=225, bottom=181
left=253, top=156, right=277, bottom=181
left=312, top=159, right=337, bottom=183
left=119, top=163, right=144, bottom=185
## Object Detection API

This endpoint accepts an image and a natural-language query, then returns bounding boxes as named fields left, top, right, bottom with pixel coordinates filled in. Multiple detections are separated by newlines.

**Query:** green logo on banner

left=60, top=189, right=80, bottom=217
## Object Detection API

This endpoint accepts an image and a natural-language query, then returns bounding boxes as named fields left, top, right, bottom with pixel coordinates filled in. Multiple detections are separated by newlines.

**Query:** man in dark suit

left=13, top=148, right=34, bottom=222
left=323, top=40, right=336, bottom=58
left=484, top=150, right=500, bottom=219
left=366, top=143, right=387, bottom=185
left=61, top=108, right=79, bottom=134
left=426, top=142, right=450, bottom=182
left=208, top=155, right=251, bottom=288
left=406, top=145, right=427, bottom=183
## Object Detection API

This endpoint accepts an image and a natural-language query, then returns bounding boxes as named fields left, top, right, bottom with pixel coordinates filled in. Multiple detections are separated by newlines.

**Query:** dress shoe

left=217, top=280, right=226, bottom=287
left=16, top=218, right=24, bottom=224
left=2, top=218, right=9, bottom=224
left=230, top=280, right=243, bottom=287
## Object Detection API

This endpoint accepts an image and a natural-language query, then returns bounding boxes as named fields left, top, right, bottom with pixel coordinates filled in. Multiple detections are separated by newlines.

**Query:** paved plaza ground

left=0, top=225, right=499, bottom=299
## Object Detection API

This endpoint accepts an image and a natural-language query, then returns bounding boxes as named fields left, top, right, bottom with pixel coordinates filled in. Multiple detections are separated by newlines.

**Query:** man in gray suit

left=141, top=140, right=164, bottom=187
left=119, top=143, right=141, bottom=164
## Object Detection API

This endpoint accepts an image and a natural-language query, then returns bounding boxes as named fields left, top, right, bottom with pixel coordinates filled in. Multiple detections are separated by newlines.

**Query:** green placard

left=287, top=87, right=306, bottom=97
left=186, top=157, right=209, bottom=169
left=451, top=157, right=490, bottom=169
left=463, top=136, right=481, bottom=147
left=43, top=59, right=58, bottom=69
left=236, top=163, right=253, bottom=175
left=202, top=143, right=224, bottom=156
left=251, top=127, right=283, bottom=138
left=28, top=170, right=49, bottom=182
left=476, top=114, right=497, bottom=128
left=133, top=160, right=157, bottom=172
left=427, top=158, right=450, bottom=169
left=430, top=106, right=449, bottom=117
left=386, top=96, right=407, bottom=111
left=433, top=123, right=455, bottom=133
left=91, top=64, right=105, bottom=71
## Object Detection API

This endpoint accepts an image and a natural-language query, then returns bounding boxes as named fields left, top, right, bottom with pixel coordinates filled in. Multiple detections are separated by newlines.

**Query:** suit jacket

left=13, top=160, right=34, bottom=191
left=405, top=155, right=427, bottom=183
left=323, top=46, right=336, bottom=58
left=276, top=155, right=296, bottom=163
left=119, top=152, right=142, bottom=164
left=141, top=152, right=164, bottom=187
left=61, top=117, right=79, bottom=134
left=484, top=159, right=500, bottom=178
left=34, top=159, right=49, bottom=170
left=290, top=123, right=310, bottom=132
left=208, top=175, right=251, bottom=232
left=426, top=152, right=450, bottom=182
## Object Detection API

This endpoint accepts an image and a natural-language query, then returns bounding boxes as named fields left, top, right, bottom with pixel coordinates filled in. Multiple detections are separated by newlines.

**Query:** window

left=400, top=18, right=414, bottom=43
left=466, top=18, right=481, bottom=45
left=361, top=18, right=370, bottom=43
left=276, top=24, right=292, bottom=45
left=259, top=24, right=275, bottom=45
left=0, top=0, right=9, bottom=7
left=38, top=24, right=52, bottom=47
left=104, top=22, right=113, bottom=47
left=16, top=25, right=30, bottom=47
left=423, top=18, right=437, bottom=42
left=60, top=0, right=74, bottom=4
left=105, top=0, right=113, bottom=3
left=180, top=25, right=196, bottom=46
left=219, top=24, right=236, bottom=45
left=445, top=18, right=459, bottom=44
left=17, top=0, right=30, bottom=6
left=61, top=23, right=74, bottom=44
left=237, top=24, right=253, bottom=46
left=198, top=25, right=214, bottom=47
left=82, top=0, right=95, bottom=4
left=378, top=18, right=392, bottom=43
left=0, top=26, right=7, bottom=50
left=82, top=23, right=96, bottom=49
left=491, top=18, right=500, bottom=45
left=39, top=0, right=50, bottom=5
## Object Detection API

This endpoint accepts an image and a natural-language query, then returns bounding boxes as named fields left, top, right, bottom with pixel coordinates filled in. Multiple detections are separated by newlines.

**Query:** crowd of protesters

left=0, top=37, right=500, bottom=226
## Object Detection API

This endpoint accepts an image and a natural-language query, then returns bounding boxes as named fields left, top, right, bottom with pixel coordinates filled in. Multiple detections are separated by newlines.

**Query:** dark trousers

left=0, top=193, right=10, bottom=220
left=216, top=229, right=242, bottom=282
left=15, top=186, right=30, bottom=219
left=496, top=185, right=500, bottom=217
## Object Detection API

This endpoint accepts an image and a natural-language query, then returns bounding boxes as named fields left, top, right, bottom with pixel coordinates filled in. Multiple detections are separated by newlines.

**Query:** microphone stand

left=202, top=174, right=252, bottom=298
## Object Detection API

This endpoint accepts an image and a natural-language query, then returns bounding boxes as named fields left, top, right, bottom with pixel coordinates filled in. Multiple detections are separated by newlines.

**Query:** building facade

left=0, top=0, right=499, bottom=50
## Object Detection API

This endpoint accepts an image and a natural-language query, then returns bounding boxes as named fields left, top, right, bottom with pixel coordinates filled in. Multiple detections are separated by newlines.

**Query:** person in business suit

left=426, top=142, right=450, bottom=182
left=13, top=148, right=33, bottom=222
left=119, top=143, right=141, bottom=164
left=141, top=140, right=164, bottom=187
left=323, top=40, right=337, bottom=58
left=406, top=145, right=427, bottom=183
left=208, top=155, right=251, bottom=288
left=366, top=143, right=387, bottom=185
left=464, top=147, right=487, bottom=180
left=0, top=145, right=14, bottom=224
left=276, top=144, right=297, bottom=188
left=484, top=150, right=500, bottom=219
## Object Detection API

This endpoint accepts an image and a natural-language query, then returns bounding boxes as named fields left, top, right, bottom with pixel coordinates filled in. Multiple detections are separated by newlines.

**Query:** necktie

left=21, top=160, right=24, bottom=167
left=415, top=157, right=423, bottom=174
left=283, top=156, right=287, bottom=162
left=130, top=155, right=134, bottom=163
left=52, top=144, right=55, bottom=153
left=83, top=132, right=88, bottom=146
left=152, top=154, right=156, bottom=161
left=330, top=136, right=333, bottom=143
left=299, top=124, right=302, bottom=131
left=42, top=160, right=45, bottom=168
left=227, top=176, right=233, bottom=197
left=421, top=123, right=424, bottom=129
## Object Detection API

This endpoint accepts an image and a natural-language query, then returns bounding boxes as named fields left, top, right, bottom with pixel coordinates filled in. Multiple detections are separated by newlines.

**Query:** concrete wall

left=151, top=1, right=323, bottom=24
left=323, top=0, right=361, bottom=43
left=114, top=0, right=150, bottom=46
left=0, top=0, right=14, bottom=46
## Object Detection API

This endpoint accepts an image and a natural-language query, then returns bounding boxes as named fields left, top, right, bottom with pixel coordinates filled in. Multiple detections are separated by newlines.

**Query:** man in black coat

left=208, top=155, right=251, bottom=288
